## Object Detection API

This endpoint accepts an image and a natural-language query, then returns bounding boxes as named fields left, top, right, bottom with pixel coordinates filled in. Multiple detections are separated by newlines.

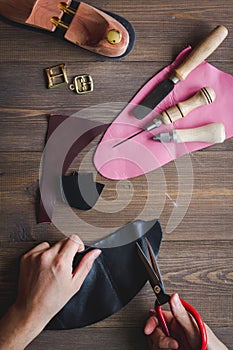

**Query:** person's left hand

left=0, top=235, right=101, bottom=350
left=15, top=235, right=101, bottom=327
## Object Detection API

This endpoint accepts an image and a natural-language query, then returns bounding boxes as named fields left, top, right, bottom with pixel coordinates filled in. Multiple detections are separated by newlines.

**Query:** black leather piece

left=46, top=219, right=162, bottom=330
left=61, top=172, right=105, bottom=210
left=38, top=115, right=109, bottom=223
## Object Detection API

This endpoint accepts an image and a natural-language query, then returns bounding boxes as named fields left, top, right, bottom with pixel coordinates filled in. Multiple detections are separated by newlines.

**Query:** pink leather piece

left=94, top=47, right=233, bottom=180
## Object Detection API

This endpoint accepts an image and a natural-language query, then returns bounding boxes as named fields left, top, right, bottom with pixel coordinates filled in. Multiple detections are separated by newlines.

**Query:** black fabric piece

left=61, top=172, right=105, bottom=210
left=46, top=219, right=162, bottom=330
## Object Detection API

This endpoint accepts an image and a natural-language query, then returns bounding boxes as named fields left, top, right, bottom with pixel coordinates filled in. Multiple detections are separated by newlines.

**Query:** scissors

left=136, top=239, right=207, bottom=350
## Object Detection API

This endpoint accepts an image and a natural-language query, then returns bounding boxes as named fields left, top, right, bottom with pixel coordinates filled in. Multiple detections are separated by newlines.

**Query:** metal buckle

left=69, top=75, right=94, bottom=94
left=45, top=63, right=68, bottom=88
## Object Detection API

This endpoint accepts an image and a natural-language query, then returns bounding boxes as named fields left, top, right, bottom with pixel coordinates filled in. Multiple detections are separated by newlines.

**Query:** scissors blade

left=136, top=240, right=170, bottom=306
left=136, top=242, right=163, bottom=289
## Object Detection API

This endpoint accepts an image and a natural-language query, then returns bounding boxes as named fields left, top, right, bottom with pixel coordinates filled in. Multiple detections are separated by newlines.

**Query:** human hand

left=144, top=293, right=201, bottom=350
left=15, top=235, right=101, bottom=327
left=144, top=293, right=228, bottom=350
left=0, top=235, right=101, bottom=349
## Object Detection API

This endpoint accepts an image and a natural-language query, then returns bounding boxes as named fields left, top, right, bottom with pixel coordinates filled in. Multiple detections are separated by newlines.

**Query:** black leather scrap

left=46, top=219, right=162, bottom=330
left=61, top=172, right=105, bottom=210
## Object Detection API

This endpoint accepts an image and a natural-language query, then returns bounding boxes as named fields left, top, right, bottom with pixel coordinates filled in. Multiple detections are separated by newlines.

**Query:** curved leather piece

left=61, top=172, right=105, bottom=210
left=46, top=219, right=162, bottom=330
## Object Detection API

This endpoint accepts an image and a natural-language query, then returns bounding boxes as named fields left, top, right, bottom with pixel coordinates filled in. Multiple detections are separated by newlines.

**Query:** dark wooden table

left=0, top=1, right=232, bottom=349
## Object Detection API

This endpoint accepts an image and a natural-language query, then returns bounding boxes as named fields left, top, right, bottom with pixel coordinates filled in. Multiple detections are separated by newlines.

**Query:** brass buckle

left=69, top=75, right=94, bottom=94
left=45, top=63, right=68, bottom=88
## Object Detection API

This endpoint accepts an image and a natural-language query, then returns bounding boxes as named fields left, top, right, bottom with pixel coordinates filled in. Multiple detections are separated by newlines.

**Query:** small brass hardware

left=107, top=29, right=122, bottom=44
left=50, top=17, right=69, bottom=29
left=69, top=75, right=94, bottom=94
left=58, top=2, right=76, bottom=15
left=45, top=63, right=68, bottom=89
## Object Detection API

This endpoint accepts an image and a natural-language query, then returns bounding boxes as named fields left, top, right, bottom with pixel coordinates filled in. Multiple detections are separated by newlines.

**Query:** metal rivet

left=107, top=29, right=122, bottom=44
left=154, top=285, right=161, bottom=294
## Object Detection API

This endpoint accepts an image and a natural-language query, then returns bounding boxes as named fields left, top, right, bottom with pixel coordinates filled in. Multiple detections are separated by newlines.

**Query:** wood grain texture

left=1, top=1, right=233, bottom=63
left=0, top=150, right=232, bottom=242
left=0, top=241, right=232, bottom=348
left=0, top=0, right=232, bottom=348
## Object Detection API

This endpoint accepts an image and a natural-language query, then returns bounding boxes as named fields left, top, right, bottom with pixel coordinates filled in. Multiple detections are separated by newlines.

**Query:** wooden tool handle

left=174, top=123, right=225, bottom=143
left=174, top=25, right=228, bottom=81
left=159, top=87, right=216, bottom=125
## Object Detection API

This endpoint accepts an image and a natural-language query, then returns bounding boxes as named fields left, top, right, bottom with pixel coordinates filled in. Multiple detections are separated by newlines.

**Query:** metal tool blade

left=112, top=79, right=175, bottom=148
left=112, top=129, right=144, bottom=148
left=137, top=240, right=170, bottom=305
left=113, top=118, right=162, bottom=148
left=136, top=242, right=162, bottom=288
left=133, top=79, right=175, bottom=119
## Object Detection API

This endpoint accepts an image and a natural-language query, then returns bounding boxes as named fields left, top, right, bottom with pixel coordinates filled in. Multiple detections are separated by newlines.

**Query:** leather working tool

left=113, top=87, right=215, bottom=147
left=133, top=25, right=228, bottom=120
left=136, top=239, right=208, bottom=350
left=152, top=123, right=225, bottom=144
left=0, top=1, right=135, bottom=58
left=46, top=220, right=163, bottom=329
left=93, top=45, right=233, bottom=180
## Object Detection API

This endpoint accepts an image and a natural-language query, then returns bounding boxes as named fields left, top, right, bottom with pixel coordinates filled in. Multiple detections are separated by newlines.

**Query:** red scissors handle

left=180, top=298, right=207, bottom=350
left=152, top=299, right=207, bottom=350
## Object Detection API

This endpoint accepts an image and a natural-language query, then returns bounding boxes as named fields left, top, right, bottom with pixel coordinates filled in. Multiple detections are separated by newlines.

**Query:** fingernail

left=144, top=324, right=151, bottom=335
left=69, top=234, right=82, bottom=243
left=173, top=293, right=181, bottom=308
left=168, top=340, right=178, bottom=349
left=93, top=249, right=102, bottom=259
left=149, top=309, right=156, bottom=316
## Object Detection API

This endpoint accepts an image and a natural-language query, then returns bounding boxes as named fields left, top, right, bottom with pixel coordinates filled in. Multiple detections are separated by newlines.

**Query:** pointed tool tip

left=112, top=129, right=144, bottom=148
left=112, top=140, right=123, bottom=148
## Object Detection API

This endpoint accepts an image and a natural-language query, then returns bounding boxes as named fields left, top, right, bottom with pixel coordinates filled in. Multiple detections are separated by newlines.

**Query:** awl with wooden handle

left=152, top=123, right=226, bottom=144
left=113, top=87, right=216, bottom=147
left=133, top=25, right=228, bottom=120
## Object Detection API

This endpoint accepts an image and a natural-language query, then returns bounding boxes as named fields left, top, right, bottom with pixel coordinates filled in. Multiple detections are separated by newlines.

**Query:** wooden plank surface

left=0, top=151, right=233, bottom=242
left=0, top=0, right=233, bottom=349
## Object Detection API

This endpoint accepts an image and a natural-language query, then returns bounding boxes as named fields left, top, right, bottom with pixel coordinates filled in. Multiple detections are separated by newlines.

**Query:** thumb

left=72, top=249, right=102, bottom=291
left=170, top=293, right=201, bottom=349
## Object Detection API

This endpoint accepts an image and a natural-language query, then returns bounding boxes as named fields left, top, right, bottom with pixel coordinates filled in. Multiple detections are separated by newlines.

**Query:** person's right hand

left=144, top=293, right=200, bottom=350
left=144, top=293, right=228, bottom=350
